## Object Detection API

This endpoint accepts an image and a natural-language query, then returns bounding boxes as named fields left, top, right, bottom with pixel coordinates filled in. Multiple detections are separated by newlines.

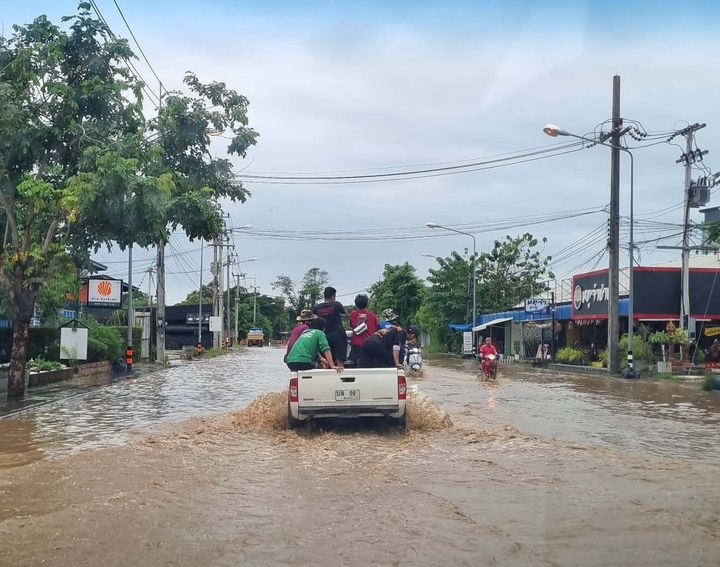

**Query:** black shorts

left=358, top=338, right=394, bottom=368
left=326, top=331, right=348, bottom=363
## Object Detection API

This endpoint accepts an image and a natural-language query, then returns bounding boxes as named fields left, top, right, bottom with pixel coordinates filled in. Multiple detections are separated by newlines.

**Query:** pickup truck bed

left=288, top=367, right=406, bottom=428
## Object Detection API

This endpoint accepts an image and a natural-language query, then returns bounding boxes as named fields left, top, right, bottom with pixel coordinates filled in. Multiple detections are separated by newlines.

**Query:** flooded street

left=1, top=348, right=719, bottom=566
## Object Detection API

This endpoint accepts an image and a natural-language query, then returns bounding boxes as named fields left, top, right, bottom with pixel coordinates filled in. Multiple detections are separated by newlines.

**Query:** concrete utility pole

left=198, top=239, right=203, bottom=354
left=607, top=75, right=622, bottom=373
left=234, top=273, right=241, bottom=345
left=218, top=235, right=225, bottom=348
left=679, top=124, right=707, bottom=333
left=127, top=244, right=134, bottom=373
left=212, top=237, right=219, bottom=348
left=225, top=240, right=232, bottom=345
left=155, top=240, right=165, bottom=362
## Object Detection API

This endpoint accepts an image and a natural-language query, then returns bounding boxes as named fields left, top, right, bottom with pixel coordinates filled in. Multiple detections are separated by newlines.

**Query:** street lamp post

left=426, top=222, right=477, bottom=341
left=543, top=124, right=637, bottom=378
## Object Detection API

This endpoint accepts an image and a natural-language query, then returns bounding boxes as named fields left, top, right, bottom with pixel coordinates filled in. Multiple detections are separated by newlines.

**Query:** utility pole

left=155, top=241, right=165, bottom=362
left=127, top=245, right=134, bottom=373
left=678, top=123, right=707, bottom=333
left=212, top=237, right=219, bottom=348
left=155, top=83, right=166, bottom=364
left=218, top=235, right=225, bottom=348
left=234, top=273, right=241, bottom=344
left=198, top=239, right=204, bottom=355
left=225, top=241, right=232, bottom=346
left=253, top=285, right=258, bottom=324
left=607, top=75, right=622, bottom=373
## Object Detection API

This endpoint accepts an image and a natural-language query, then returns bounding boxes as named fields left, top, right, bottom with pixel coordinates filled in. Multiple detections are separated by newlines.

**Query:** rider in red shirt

left=479, top=337, right=498, bottom=375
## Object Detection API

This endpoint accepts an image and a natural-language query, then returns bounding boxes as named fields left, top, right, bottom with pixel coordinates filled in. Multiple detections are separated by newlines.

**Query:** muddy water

left=0, top=348, right=288, bottom=468
left=1, top=349, right=719, bottom=566
left=426, top=355, right=720, bottom=464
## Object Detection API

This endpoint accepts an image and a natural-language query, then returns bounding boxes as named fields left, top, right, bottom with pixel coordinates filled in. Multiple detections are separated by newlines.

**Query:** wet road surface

left=0, top=348, right=718, bottom=566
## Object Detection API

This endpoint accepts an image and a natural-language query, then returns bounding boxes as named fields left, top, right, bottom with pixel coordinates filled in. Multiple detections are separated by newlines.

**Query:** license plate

left=335, top=389, right=360, bottom=401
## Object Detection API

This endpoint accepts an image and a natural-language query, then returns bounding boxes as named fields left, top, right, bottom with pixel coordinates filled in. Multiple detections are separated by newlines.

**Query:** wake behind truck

left=246, top=328, right=264, bottom=347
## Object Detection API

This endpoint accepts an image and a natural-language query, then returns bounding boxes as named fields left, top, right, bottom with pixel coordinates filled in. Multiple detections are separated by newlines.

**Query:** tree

left=419, top=251, right=474, bottom=351
left=368, top=263, right=425, bottom=325
left=476, top=233, right=553, bottom=312
left=272, top=267, right=329, bottom=322
left=0, top=5, right=167, bottom=396
left=176, top=283, right=213, bottom=306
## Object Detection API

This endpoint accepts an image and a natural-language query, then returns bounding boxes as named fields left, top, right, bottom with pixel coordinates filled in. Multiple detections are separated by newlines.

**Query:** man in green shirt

left=286, top=317, right=342, bottom=372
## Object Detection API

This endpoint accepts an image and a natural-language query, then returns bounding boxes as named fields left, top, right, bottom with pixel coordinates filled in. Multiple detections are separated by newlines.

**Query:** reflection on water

left=427, top=355, right=720, bottom=464
left=0, top=348, right=288, bottom=466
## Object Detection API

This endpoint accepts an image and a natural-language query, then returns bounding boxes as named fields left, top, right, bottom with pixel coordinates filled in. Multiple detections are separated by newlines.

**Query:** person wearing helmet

left=404, top=324, right=421, bottom=364
left=348, top=294, right=378, bottom=364
left=359, top=309, right=411, bottom=368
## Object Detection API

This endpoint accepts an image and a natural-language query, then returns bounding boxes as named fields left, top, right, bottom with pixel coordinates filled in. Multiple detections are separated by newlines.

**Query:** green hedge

left=0, top=325, right=142, bottom=364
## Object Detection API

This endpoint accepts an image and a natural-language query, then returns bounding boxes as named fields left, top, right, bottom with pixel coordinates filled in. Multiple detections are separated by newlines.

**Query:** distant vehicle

left=287, top=367, right=407, bottom=429
left=246, top=328, right=264, bottom=347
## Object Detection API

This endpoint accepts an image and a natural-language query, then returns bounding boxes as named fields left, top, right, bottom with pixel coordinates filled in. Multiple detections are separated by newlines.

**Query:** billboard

left=572, top=267, right=720, bottom=320
left=525, top=298, right=550, bottom=313
left=572, top=270, right=610, bottom=319
left=87, top=279, right=122, bottom=308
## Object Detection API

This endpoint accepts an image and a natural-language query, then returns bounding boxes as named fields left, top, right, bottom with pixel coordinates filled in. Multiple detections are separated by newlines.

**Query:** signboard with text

left=86, top=279, right=122, bottom=308
left=525, top=298, right=550, bottom=313
left=572, top=270, right=610, bottom=319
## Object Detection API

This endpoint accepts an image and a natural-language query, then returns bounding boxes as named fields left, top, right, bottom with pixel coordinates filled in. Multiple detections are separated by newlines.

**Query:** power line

left=111, top=0, right=165, bottom=89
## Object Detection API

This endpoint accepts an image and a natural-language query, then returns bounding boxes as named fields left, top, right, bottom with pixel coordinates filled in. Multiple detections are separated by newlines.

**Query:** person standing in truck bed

left=348, top=293, right=378, bottom=364
left=313, top=286, right=348, bottom=369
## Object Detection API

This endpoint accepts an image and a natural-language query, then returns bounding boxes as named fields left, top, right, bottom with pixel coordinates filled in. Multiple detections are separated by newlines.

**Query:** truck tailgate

left=297, top=368, right=399, bottom=408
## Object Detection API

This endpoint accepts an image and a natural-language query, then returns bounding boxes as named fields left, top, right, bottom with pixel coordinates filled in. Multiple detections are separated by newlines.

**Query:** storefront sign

left=572, top=270, right=610, bottom=319
left=525, top=298, right=550, bottom=313
left=86, top=279, right=122, bottom=307
left=462, top=332, right=473, bottom=354
left=704, top=327, right=720, bottom=337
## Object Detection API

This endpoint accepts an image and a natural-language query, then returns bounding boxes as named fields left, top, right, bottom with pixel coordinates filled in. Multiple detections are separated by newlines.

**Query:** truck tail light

left=289, top=376, right=299, bottom=402
left=397, top=374, right=407, bottom=400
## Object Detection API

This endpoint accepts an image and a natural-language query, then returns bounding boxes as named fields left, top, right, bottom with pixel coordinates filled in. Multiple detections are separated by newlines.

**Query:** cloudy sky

left=4, top=0, right=720, bottom=305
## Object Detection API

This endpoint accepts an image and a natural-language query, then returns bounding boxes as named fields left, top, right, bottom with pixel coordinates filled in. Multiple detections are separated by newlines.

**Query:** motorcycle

left=406, top=347, right=423, bottom=375
left=481, top=353, right=498, bottom=381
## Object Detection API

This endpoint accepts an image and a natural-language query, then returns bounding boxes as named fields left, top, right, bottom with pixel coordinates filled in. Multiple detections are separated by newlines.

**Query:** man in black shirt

left=313, top=286, right=348, bottom=368
left=359, top=309, right=412, bottom=368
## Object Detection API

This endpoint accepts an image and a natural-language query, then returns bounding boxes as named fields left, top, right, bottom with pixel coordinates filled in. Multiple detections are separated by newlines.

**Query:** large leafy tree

left=368, top=263, right=425, bottom=325
left=0, top=4, right=170, bottom=396
left=418, top=251, right=473, bottom=350
left=476, top=233, right=553, bottom=312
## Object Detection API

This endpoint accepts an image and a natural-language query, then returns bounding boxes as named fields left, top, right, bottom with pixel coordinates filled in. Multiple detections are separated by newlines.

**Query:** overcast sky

left=4, top=0, right=720, bottom=305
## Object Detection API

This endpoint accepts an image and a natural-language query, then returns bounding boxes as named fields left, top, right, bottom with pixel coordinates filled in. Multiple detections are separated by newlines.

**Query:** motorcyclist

left=479, top=336, right=498, bottom=376
left=405, top=325, right=421, bottom=365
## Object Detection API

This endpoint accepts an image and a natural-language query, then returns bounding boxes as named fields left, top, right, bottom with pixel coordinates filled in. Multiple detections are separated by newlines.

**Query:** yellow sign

left=704, top=327, right=720, bottom=337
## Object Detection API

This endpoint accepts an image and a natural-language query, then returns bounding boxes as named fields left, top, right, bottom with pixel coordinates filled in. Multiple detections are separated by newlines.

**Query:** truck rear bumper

left=292, top=403, right=404, bottom=421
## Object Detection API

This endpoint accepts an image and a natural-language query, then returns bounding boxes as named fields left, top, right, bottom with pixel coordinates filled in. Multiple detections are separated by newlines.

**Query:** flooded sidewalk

left=0, top=349, right=718, bottom=566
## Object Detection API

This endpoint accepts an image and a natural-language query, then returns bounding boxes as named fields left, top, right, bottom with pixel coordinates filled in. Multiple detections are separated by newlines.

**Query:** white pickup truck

left=287, top=367, right=407, bottom=429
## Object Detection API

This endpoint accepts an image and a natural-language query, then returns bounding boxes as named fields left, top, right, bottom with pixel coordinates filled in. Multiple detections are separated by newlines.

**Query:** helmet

left=406, top=325, right=420, bottom=337
left=381, top=308, right=398, bottom=322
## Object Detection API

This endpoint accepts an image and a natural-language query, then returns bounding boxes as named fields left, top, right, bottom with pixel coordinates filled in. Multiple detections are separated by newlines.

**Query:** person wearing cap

left=313, top=286, right=348, bottom=369
left=404, top=324, right=421, bottom=365
left=359, top=309, right=413, bottom=368
left=286, top=317, right=342, bottom=372
left=285, top=309, right=315, bottom=362
left=348, top=294, right=378, bottom=364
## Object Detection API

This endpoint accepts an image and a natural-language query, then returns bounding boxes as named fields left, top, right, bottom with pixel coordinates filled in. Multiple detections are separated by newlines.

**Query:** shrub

left=556, top=346, right=584, bottom=364
left=27, top=357, right=64, bottom=372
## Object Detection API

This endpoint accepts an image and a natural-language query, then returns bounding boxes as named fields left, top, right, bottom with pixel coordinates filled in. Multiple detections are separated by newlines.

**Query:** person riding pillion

left=286, top=317, right=342, bottom=372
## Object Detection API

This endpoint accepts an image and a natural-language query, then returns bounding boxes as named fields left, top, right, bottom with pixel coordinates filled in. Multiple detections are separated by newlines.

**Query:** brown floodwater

left=0, top=348, right=719, bottom=566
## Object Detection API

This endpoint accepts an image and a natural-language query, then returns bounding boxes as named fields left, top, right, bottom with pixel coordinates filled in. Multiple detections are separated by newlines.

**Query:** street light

left=427, top=222, right=477, bottom=336
left=543, top=123, right=637, bottom=378
left=422, top=252, right=442, bottom=260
